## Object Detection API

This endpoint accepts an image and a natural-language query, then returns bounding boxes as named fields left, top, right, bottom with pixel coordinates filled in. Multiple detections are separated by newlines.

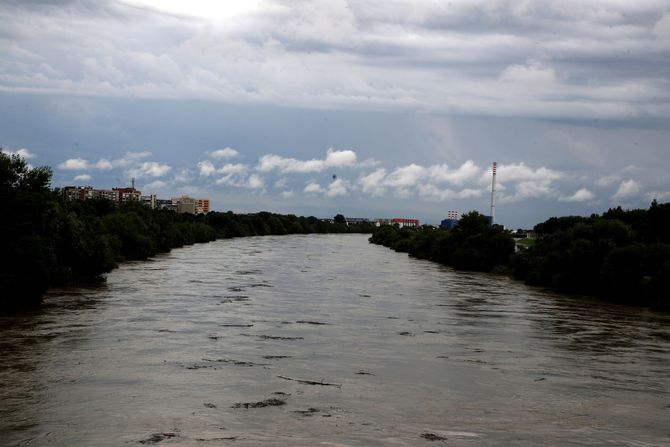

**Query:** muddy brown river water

left=1, top=234, right=669, bottom=446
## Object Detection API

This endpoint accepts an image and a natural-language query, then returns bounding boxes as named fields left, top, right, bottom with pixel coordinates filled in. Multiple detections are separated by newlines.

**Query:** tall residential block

left=195, top=199, right=210, bottom=215
left=174, top=195, right=196, bottom=214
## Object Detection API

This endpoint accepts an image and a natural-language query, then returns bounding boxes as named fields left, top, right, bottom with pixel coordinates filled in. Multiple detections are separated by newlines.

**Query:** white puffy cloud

left=202, top=161, right=254, bottom=189
left=324, top=148, right=357, bottom=168
left=326, top=178, right=349, bottom=197
left=612, top=179, right=642, bottom=200
left=198, top=160, right=217, bottom=176
left=74, top=174, right=92, bottom=182
left=259, top=155, right=321, bottom=173
left=257, top=148, right=358, bottom=174
left=95, top=159, right=113, bottom=170
left=427, top=160, right=481, bottom=186
left=112, top=152, right=151, bottom=167
left=495, top=162, right=563, bottom=183
left=214, top=176, right=235, bottom=186
left=210, top=147, right=239, bottom=159
left=384, top=164, right=425, bottom=188
left=595, top=175, right=620, bottom=187
left=59, top=152, right=149, bottom=171
left=1, top=147, right=34, bottom=159
left=196, top=152, right=584, bottom=208
left=59, top=158, right=91, bottom=170
left=213, top=169, right=263, bottom=190
left=128, top=161, right=172, bottom=178
left=280, top=190, right=294, bottom=198
left=57, top=151, right=184, bottom=190
left=502, top=180, right=556, bottom=203
left=246, top=174, right=265, bottom=190
left=219, top=163, right=248, bottom=174
left=493, top=162, right=564, bottom=203
left=302, top=178, right=350, bottom=197
left=354, top=160, right=565, bottom=204
left=172, top=168, right=193, bottom=184
left=383, top=160, right=482, bottom=189
left=559, top=188, right=595, bottom=202
left=359, top=168, right=387, bottom=197
left=304, top=182, right=325, bottom=194
left=417, top=184, right=484, bottom=201
left=201, top=152, right=547, bottom=205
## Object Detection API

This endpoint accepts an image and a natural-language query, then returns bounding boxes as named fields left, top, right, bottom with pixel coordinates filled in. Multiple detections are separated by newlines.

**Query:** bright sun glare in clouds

left=122, top=0, right=260, bottom=20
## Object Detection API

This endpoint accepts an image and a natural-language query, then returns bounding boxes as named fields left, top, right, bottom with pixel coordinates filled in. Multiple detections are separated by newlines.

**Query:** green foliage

left=371, top=204, right=670, bottom=310
left=0, top=152, right=374, bottom=308
left=369, top=211, right=515, bottom=273
left=0, top=153, right=53, bottom=307
left=513, top=203, right=670, bottom=309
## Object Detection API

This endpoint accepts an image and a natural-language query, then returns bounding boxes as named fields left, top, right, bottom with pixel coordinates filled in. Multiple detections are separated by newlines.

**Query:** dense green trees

left=202, top=210, right=365, bottom=237
left=0, top=153, right=373, bottom=308
left=370, top=205, right=670, bottom=310
left=5, top=152, right=668, bottom=311
left=1, top=153, right=54, bottom=305
left=369, top=211, right=515, bottom=273
left=511, top=202, right=670, bottom=309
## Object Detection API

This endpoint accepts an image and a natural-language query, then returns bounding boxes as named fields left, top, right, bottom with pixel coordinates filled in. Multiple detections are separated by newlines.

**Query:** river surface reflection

left=1, top=234, right=669, bottom=446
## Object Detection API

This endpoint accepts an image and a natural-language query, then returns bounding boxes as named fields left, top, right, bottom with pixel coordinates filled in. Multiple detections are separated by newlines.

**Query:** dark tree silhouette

left=1, top=152, right=376, bottom=308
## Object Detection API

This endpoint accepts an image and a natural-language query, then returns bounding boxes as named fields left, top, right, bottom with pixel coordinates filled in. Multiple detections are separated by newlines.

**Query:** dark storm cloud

left=1, top=1, right=669, bottom=226
left=0, top=0, right=668, bottom=121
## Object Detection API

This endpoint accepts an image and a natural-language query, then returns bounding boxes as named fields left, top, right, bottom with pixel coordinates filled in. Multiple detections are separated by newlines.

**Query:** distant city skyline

left=1, top=1, right=668, bottom=227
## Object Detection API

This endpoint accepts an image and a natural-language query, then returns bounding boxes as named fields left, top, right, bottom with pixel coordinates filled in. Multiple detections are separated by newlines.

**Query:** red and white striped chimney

left=490, top=162, right=497, bottom=224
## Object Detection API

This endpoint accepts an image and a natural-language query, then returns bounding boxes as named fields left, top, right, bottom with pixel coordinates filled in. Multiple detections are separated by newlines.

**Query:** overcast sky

left=1, top=0, right=669, bottom=227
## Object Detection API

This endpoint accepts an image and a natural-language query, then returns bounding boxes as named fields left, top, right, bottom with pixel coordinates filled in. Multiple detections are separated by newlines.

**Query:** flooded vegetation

left=370, top=203, right=670, bottom=310
left=1, top=234, right=669, bottom=446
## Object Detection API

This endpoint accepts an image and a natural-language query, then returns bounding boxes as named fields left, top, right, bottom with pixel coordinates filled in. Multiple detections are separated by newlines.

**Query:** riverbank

left=369, top=204, right=670, bottom=311
left=1, top=151, right=374, bottom=308
left=2, top=199, right=373, bottom=309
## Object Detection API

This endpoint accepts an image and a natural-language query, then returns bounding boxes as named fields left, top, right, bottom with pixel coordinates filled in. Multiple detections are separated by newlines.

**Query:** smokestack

left=131, top=177, right=135, bottom=190
left=490, top=162, right=497, bottom=224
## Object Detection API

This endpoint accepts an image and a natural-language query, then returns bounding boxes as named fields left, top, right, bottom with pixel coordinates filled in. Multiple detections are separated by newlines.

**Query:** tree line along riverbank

left=3, top=152, right=669, bottom=311
left=0, top=153, right=374, bottom=308
left=369, top=204, right=670, bottom=311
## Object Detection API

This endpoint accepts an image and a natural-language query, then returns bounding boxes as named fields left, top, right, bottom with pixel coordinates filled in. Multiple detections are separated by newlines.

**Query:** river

left=1, top=234, right=668, bottom=446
